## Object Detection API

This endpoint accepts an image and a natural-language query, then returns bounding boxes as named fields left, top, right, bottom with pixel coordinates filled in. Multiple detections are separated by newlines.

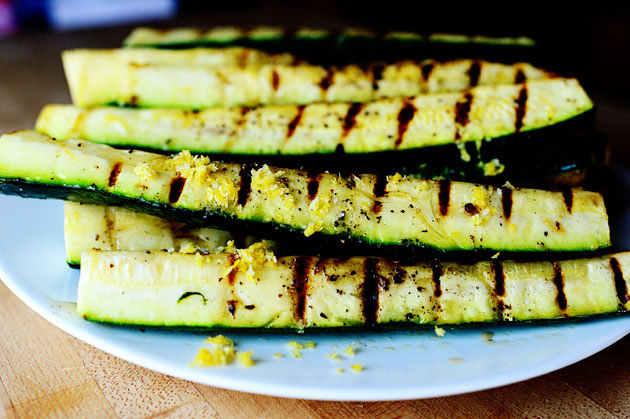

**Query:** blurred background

left=0, top=1, right=629, bottom=158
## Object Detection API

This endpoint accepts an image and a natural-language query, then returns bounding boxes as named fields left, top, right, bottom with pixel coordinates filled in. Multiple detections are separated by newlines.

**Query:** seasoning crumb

left=335, top=368, right=345, bottom=374
left=236, top=350, right=255, bottom=367
left=350, top=364, right=363, bottom=372
left=325, top=351, right=342, bottom=362
left=434, top=326, right=446, bottom=337
left=343, top=343, right=356, bottom=357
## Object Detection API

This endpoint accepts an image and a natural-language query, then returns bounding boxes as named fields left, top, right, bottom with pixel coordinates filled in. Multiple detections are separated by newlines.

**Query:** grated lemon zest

left=236, top=350, right=255, bottom=367
left=350, top=364, right=363, bottom=372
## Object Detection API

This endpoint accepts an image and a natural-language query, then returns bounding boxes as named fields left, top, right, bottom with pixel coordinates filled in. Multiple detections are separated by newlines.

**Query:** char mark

left=293, top=257, right=311, bottom=321
left=307, top=173, right=321, bottom=201
left=455, top=93, right=474, bottom=127
left=552, top=262, right=568, bottom=311
left=464, top=203, right=478, bottom=216
left=514, top=86, right=528, bottom=132
left=342, top=103, right=364, bottom=138
left=561, top=188, right=573, bottom=213
left=500, top=187, right=513, bottom=220
left=438, top=180, right=451, bottom=216
left=237, top=164, right=254, bottom=207
left=421, top=62, right=434, bottom=81
left=319, top=68, right=334, bottom=91
left=227, top=300, right=237, bottom=317
left=108, top=162, right=122, bottom=187
left=514, top=68, right=526, bottom=84
left=432, top=260, right=443, bottom=298
left=395, top=102, right=417, bottom=148
left=468, top=61, right=481, bottom=87
left=271, top=70, right=280, bottom=91
left=610, top=257, right=629, bottom=306
left=371, top=63, right=385, bottom=90
left=363, top=258, right=380, bottom=326
left=372, top=173, right=388, bottom=214
left=286, top=105, right=305, bottom=140
left=237, top=107, right=251, bottom=126
left=492, top=260, right=506, bottom=320
left=168, top=176, right=186, bottom=204
left=227, top=254, right=238, bottom=285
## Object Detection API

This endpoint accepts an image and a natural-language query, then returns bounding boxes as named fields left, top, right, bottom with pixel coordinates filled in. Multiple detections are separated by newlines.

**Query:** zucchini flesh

left=77, top=250, right=630, bottom=328
left=36, top=78, right=592, bottom=156
left=0, top=131, right=610, bottom=252
left=64, top=202, right=267, bottom=266
left=123, top=27, right=536, bottom=65
left=62, top=56, right=552, bottom=109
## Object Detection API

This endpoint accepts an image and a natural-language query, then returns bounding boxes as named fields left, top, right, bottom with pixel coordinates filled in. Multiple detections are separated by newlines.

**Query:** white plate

left=2, top=171, right=630, bottom=401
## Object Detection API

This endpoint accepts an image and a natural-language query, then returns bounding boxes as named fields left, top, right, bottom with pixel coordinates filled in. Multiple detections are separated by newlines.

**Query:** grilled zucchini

left=36, top=78, right=591, bottom=156
left=63, top=55, right=552, bottom=109
left=0, top=131, right=610, bottom=252
left=77, top=250, right=630, bottom=328
left=123, top=26, right=536, bottom=65
left=64, top=202, right=266, bottom=267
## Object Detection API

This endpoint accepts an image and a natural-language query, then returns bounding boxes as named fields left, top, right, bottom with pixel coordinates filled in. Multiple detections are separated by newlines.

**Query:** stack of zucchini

left=0, top=26, right=627, bottom=330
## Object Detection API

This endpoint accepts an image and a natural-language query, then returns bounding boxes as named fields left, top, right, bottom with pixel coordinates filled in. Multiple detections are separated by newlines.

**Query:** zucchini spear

left=0, top=131, right=610, bottom=253
left=36, top=78, right=592, bottom=156
left=123, top=26, right=536, bottom=65
left=64, top=202, right=269, bottom=267
left=77, top=250, right=630, bottom=328
left=62, top=52, right=552, bottom=109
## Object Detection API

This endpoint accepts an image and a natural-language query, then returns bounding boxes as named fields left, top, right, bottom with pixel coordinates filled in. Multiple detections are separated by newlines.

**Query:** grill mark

left=514, top=86, right=528, bottom=132
left=342, top=103, right=364, bottom=138
left=372, top=173, right=388, bottom=214
left=492, top=260, right=506, bottom=320
left=610, top=258, right=629, bottom=306
left=168, top=176, right=186, bottom=204
left=293, top=257, right=310, bottom=322
left=319, top=68, right=334, bottom=91
left=237, top=164, right=254, bottom=207
left=514, top=68, right=526, bottom=84
left=421, top=62, right=434, bottom=81
left=431, top=260, right=443, bottom=317
left=286, top=105, right=305, bottom=140
left=227, top=300, right=237, bottom=317
left=561, top=188, right=573, bottom=213
left=552, top=262, right=568, bottom=312
left=227, top=254, right=238, bottom=285
left=363, top=258, right=380, bottom=326
left=500, top=187, right=513, bottom=220
left=454, top=93, right=474, bottom=140
left=104, top=206, right=115, bottom=248
left=438, top=180, right=451, bottom=216
left=107, top=162, right=122, bottom=187
left=271, top=70, right=280, bottom=91
left=307, top=173, right=321, bottom=201
left=371, top=63, right=385, bottom=90
left=468, top=61, right=481, bottom=87
left=395, top=102, right=417, bottom=148
left=237, top=107, right=251, bottom=126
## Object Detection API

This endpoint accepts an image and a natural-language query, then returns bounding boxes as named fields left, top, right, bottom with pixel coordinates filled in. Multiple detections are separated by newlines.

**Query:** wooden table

left=2, top=20, right=630, bottom=419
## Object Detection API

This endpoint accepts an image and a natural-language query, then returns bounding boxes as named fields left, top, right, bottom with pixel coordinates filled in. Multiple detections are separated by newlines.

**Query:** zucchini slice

left=123, top=27, right=536, bottom=65
left=36, top=78, right=592, bottom=156
left=62, top=54, right=552, bottom=109
left=77, top=250, right=630, bottom=328
left=64, top=202, right=266, bottom=266
left=0, top=131, right=610, bottom=252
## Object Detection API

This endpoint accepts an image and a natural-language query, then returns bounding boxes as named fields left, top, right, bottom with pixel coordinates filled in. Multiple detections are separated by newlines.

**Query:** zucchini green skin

left=123, top=27, right=536, bottom=65
left=77, top=250, right=630, bottom=329
left=63, top=202, right=269, bottom=266
left=62, top=54, right=552, bottom=109
left=0, top=131, right=611, bottom=253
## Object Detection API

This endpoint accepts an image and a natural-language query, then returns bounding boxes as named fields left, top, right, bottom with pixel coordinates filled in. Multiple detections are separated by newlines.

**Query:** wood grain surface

left=2, top=13, right=630, bottom=419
